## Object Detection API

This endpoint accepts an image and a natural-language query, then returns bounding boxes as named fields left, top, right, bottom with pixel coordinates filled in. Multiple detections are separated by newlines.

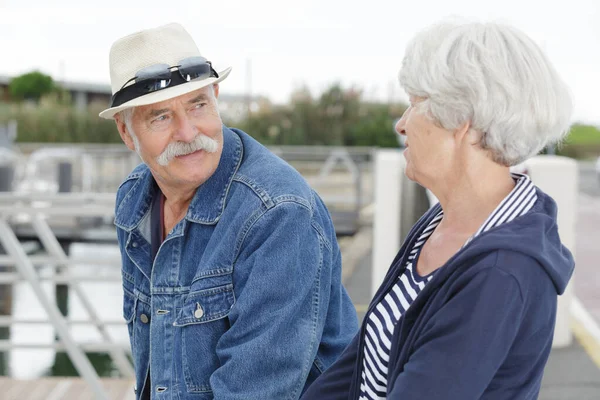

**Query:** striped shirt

left=359, top=173, right=537, bottom=400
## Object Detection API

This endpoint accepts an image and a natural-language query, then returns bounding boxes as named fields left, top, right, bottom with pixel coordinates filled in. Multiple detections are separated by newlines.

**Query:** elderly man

left=99, top=23, right=358, bottom=400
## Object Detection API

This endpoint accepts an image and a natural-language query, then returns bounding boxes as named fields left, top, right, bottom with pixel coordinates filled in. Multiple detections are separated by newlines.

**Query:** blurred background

left=0, top=1, right=599, bottom=399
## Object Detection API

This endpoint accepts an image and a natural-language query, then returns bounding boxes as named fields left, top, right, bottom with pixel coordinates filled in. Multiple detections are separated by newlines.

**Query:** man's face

left=116, top=85, right=224, bottom=190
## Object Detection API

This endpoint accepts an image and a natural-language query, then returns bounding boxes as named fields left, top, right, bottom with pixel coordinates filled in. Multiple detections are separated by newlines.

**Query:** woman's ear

left=467, top=128, right=485, bottom=146
left=453, top=121, right=477, bottom=145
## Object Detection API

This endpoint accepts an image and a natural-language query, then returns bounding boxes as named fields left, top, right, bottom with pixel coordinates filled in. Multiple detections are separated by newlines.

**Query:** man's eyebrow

left=144, top=94, right=210, bottom=117
left=188, top=94, right=210, bottom=104
left=147, top=108, right=170, bottom=118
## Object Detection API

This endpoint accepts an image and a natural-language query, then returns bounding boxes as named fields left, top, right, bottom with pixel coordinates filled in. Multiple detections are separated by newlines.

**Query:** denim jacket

left=115, top=127, right=358, bottom=400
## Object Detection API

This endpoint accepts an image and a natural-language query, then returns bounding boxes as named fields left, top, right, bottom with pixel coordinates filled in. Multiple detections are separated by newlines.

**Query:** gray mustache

left=156, top=134, right=219, bottom=166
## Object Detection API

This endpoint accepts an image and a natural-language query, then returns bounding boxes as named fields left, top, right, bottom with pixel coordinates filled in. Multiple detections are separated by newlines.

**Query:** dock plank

left=0, top=377, right=134, bottom=400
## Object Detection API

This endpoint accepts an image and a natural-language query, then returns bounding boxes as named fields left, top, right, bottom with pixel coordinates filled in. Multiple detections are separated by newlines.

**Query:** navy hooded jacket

left=302, top=187, right=574, bottom=399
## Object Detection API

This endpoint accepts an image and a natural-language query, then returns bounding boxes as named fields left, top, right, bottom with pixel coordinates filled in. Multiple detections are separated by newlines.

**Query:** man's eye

left=194, top=102, right=207, bottom=109
left=153, top=115, right=169, bottom=123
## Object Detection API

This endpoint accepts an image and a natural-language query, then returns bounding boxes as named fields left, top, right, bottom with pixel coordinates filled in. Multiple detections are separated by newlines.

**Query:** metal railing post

left=0, top=159, right=14, bottom=376
left=56, top=161, right=73, bottom=327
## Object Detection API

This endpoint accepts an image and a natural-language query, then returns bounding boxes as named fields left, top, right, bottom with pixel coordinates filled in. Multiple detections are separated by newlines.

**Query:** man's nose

left=174, top=115, right=197, bottom=143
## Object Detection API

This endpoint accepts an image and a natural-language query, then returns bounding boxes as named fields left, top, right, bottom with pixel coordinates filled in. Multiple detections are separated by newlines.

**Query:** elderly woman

left=302, top=20, right=574, bottom=400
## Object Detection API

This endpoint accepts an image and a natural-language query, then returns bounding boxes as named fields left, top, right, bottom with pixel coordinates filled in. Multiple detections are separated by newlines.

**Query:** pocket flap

left=123, top=289, right=137, bottom=323
left=174, top=284, right=235, bottom=327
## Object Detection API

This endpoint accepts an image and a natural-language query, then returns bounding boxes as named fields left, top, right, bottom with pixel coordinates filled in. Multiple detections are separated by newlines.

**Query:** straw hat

left=99, top=23, right=231, bottom=119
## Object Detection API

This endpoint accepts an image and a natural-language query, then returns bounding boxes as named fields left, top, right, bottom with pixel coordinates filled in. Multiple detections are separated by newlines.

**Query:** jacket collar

left=114, top=126, right=243, bottom=231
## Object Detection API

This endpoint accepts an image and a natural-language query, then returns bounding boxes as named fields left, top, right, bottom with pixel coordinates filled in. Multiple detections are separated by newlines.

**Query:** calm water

left=1, top=243, right=128, bottom=378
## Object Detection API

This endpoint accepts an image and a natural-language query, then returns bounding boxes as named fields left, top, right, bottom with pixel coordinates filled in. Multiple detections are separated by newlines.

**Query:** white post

left=525, top=155, right=578, bottom=348
left=371, top=150, right=405, bottom=296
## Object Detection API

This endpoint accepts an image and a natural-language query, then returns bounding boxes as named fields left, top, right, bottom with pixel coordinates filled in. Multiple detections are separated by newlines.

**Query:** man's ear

left=213, top=84, right=220, bottom=98
left=114, top=113, right=136, bottom=151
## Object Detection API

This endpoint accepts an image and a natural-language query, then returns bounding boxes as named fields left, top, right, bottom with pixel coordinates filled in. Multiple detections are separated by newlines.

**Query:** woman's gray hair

left=398, top=20, right=573, bottom=166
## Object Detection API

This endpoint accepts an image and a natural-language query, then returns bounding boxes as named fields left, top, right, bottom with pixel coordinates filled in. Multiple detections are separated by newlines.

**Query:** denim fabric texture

left=115, top=126, right=359, bottom=400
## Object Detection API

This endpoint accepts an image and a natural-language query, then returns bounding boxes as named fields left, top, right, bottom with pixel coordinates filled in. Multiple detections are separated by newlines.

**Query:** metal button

left=132, top=242, right=138, bottom=248
left=194, top=303, right=204, bottom=319
left=140, top=313, right=149, bottom=324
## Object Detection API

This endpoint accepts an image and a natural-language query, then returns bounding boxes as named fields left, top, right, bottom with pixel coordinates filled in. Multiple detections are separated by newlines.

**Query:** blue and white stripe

left=359, top=173, right=537, bottom=399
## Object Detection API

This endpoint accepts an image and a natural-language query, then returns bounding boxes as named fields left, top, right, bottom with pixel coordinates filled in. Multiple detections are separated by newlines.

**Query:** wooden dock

left=0, top=377, right=134, bottom=400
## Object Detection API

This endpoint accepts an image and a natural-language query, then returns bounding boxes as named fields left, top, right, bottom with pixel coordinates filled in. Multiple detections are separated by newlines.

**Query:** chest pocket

left=173, top=283, right=235, bottom=326
left=174, top=270, right=236, bottom=393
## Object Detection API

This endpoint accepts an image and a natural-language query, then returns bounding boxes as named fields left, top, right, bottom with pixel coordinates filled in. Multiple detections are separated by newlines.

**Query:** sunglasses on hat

left=110, top=56, right=219, bottom=108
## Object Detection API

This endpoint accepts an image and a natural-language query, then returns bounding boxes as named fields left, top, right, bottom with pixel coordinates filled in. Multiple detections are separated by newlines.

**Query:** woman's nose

left=395, top=111, right=408, bottom=136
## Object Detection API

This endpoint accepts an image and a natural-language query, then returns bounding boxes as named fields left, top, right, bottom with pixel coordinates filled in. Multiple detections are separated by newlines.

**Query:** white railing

left=9, top=145, right=375, bottom=236
left=15, top=144, right=373, bottom=199
left=0, top=193, right=126, bottom=400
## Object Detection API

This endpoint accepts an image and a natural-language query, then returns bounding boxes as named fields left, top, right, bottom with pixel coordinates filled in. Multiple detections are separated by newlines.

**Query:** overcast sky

left=1, top=0, right=599, bottom=124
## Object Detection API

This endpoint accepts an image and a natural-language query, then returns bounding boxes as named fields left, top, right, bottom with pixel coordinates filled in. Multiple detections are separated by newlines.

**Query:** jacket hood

left=442, top=187, right=575, bottom=295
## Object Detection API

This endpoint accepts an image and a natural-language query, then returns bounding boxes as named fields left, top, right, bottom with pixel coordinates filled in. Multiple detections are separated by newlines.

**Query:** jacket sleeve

left=209, top=201, right=349, bottom=400
left=388, top=266, right=527, bottom=399
left=300, top=331, right=360, bottom=400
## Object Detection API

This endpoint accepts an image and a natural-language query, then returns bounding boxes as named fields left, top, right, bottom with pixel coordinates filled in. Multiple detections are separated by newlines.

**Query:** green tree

left=235, top=83, right=407, bottom=147
left=9, top=71, right=55, bottom=102
left=289, top=86, right=318, bottom=145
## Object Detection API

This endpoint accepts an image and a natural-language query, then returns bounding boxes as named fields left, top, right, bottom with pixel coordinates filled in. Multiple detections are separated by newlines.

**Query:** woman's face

left=395, top=97, right=455, bottom=186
